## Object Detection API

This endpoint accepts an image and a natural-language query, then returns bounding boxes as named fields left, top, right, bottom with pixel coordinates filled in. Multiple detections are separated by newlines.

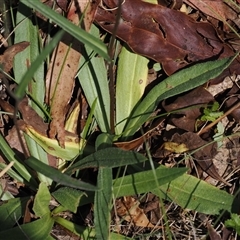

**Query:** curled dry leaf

left=0, top=41, right=29, bottom=78
left=45, top=0, right=99, bottom=148
left=95, top=0, right=236, bottom=75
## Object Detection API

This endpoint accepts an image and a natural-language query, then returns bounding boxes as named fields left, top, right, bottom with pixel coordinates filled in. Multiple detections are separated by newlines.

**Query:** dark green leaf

left=25, top=157, right=98, bottom=191
left=66, top=147, right=148, bottom=174
left=154, top=173, right=234, bottom=215
left=94, top=168, right=112, bottom=240
left=113, top=166, right=187, bottom=197
left=0, top=214, right=54, bottom=240
left=0, top=197, right=30, bottom=231
left=52, top=187, right=85, bottom=213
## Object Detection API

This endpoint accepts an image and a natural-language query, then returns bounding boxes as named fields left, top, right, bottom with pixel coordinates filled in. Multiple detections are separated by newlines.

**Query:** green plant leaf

left=20, top=0, right=110, bottom=61
left=225, top=213, right=240, bottom=235
left=14, top=1, right=44, bottom=116
left=113, top=166, right=187, bottom=197
left=154, top=173, right=234, bottom=215
left=0, top=132, right=38, bottom=190
left=24, top=135, right=52, bottom=185
left=52, top=187, right=85, bottom=213
left=94, top=168, right=112, bottom=240
left=78, top=25, right=110, bottom=133
left=66, top=147, right=148, bottom=174
left=0, top=214, right=54, bottom=240
left=115, top=46, right=149, bottom=135
left=0, top=197, right=30, bottom=231
left=33, top=182, right=51, bottom=218
left=123, top=56, right=236, bottom=138
left=25, top=156, right=98, bottom=191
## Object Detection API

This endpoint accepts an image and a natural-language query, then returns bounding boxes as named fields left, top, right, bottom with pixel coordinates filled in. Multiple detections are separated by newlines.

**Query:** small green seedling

left=225, top=213, right=240, bottom=235
left=200, top=101, right=223, bottom=122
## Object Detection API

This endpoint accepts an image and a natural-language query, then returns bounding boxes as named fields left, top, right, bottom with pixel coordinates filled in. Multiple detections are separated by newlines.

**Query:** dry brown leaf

left=0, top=42, right=29, bottom=78
left=184, top=0, right=239, bottom=27
left=95, top=0, right=236, bottom=75
left=46, top=0, right=99, bottom=148
left=116, top=196, right=161, bottom=228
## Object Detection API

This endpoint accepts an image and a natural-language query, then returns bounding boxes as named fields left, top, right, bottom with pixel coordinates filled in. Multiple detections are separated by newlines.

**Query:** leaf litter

left=0, top=0, right=240, bottom=239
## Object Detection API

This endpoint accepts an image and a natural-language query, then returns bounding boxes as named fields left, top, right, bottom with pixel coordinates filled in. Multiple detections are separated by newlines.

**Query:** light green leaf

left=78, top=25, right=110, bottom=133
left=20, top=0, right=110, bottom=61
left=123, top=56, right=235, bottom=138
left=52, top=187, right=85, bottom=213
left=154, top=173, right=234, bottom=215
left=33, top=182, right=51, bottom=218
left=225, top=214, right=240, bottom=235
left=25, top=157, right=98, bottom=191
left=115, top=46, right=149, bottom=135
left=23, top=124, right=85, bottom=160
left=0, top=197, right=30, bottom=231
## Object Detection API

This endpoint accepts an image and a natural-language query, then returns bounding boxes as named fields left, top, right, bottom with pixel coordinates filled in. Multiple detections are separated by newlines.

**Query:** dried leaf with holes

left=45, top=0, right=99, bottom=148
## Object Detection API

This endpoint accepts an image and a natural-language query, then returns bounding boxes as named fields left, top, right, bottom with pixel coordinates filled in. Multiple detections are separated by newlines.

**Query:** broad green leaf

left=113, top=166, right=187, bottom=197
left=33, top=182, right=51, bottom=218
left=115, top=46, right=149, bottom=135
left=52, top=187, right=85, bottom=213
left=0, top=214, right=54, bottom=240
left=95, top=133, right=114, bottom=150
left=154, top=173, right=234, bottom=215
left=0, top=133, right=38, bottom=190
left=66, top=147, right=148, bottom=174
left=25, top=157, right=98, bottom=191
left=123, top=56, right=235, bottom=137
left=0, top=197, right=30, bottom=231
left=14, top=1, right=44, bottom=116
left=20, top=0, right=110, bottom=61
left=94, top=168, right=112, bottom=240
left=78, top=25, right=110, bottom=133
